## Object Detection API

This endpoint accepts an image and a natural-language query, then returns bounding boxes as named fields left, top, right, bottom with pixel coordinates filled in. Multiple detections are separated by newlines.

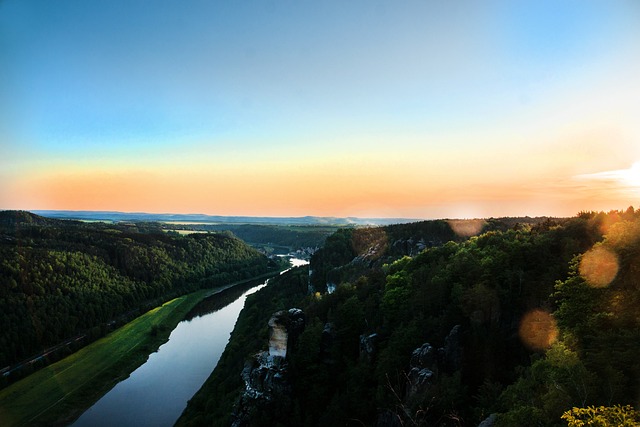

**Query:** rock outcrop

left=240, top=352, right=290, bottom=402
left=320, top=322, right=336, bottom=364
left=478, top=413, right=497, bottom=427
left=268, top=308, right=305, bottom=358
left=231, top=308, right=305, bottom=427
left=377, top=325, right=464, bottom=425
left=406, top=343, right=437, bottom=399
left=439, top=324, right=462, bottom=372
left=404, top=325, right=462, bottom=399
left=391, top=237, right=437, bottom=256
left=359, top=333, right=378, bottom=361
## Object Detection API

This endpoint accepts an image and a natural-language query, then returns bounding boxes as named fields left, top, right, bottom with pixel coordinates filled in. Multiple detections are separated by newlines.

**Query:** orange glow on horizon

left=3, top=142, right=640, bottom=219
left=5, top=164, right=639, bottom=219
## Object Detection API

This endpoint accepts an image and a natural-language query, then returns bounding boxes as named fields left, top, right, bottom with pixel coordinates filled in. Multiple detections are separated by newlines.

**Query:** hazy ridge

left=33, top=210, right=422, bottom=226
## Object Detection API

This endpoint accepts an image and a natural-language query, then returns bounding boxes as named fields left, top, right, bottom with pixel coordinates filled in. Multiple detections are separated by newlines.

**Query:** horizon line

left=0, top=208, right=571, bottom=222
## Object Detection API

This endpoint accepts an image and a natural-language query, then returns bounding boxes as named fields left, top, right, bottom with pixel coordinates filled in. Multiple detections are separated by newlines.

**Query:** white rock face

left=266, top=309, right=305, bottom=358
left=268, top=316, right=288, bottom=357
left=232, top=308, right=305, bottom=427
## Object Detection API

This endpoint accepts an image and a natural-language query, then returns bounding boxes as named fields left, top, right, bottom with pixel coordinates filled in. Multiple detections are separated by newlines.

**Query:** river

left=72, top=258, right=308, bottom=427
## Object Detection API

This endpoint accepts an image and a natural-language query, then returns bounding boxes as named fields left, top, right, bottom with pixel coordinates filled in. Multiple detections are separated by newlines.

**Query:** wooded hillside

left=0, top=211, right=273, bottom=373
left=178, top=208, right=640, bottom=426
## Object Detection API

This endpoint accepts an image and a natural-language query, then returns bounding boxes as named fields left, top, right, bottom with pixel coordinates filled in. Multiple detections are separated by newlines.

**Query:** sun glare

left=448, top=219, right=486, bottom=238
left=576, top=161, right=640, bottom=196
left=621, top=162, right=640, bottom=188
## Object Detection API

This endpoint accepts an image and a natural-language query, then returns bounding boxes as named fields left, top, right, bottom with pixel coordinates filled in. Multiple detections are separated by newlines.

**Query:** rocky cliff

left=231, top=308, right=305, bottom=427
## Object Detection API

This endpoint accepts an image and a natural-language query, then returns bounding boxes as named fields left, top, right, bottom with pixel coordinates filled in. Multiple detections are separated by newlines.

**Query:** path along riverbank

left=0, top=270, right=283, bottom=427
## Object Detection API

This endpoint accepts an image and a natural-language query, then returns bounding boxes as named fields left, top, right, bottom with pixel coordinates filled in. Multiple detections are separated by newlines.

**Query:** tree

left=561, top=405, right=640, bottom=427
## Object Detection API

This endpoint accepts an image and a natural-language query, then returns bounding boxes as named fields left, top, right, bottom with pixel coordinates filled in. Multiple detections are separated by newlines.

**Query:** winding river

left=72, top=258, right=308, bottom=427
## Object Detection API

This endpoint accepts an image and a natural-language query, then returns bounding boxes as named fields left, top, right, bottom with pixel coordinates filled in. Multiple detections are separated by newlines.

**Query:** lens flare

left=605, top=220, right=640, bottom=248
left=579, top=246, right=619, bottom=288
left=448, top=219, right=486, bottom=238
left=518, top=309, right=558, bottom=351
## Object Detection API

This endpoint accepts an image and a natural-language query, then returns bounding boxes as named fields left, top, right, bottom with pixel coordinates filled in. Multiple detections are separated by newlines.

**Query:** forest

left=178, top=209, right=640, bottom=426
left=0, top=210, right=275, bottom=380
left=163, top=223, right=337, bottom=254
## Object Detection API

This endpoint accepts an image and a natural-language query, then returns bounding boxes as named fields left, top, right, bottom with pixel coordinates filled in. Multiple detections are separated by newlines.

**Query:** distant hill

left=32, top=210, right=421, bottom=226
left=0, top=210, right=62, bottom=227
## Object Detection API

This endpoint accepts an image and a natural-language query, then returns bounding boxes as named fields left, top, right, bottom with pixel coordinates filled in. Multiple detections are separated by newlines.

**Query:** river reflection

left=72, top=282, right=267, bottom=427
left=72, top=259, right=308, bottom=427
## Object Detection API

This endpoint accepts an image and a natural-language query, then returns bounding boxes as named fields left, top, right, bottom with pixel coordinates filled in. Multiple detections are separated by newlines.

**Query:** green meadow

left=0, top=289, right=211, bottom=427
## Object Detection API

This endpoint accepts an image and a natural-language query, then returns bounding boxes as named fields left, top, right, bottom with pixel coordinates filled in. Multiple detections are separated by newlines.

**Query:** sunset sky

left=1, top=1, right=639, bottom=219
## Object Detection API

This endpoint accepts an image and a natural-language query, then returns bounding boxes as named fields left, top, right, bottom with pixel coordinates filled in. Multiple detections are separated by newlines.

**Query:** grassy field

left=0, top=289, right=213, bottom=427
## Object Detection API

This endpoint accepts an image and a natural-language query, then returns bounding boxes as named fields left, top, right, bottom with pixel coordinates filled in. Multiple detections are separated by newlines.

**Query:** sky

left=1, top=0, right=639, bottom=219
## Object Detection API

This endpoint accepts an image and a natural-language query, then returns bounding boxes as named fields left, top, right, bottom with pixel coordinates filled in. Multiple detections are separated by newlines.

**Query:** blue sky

left=1, top=1, right=639, bottom=217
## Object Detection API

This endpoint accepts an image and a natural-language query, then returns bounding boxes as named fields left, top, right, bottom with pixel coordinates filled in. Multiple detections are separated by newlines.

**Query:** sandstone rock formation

left=231, top=308, right=305, bottom=427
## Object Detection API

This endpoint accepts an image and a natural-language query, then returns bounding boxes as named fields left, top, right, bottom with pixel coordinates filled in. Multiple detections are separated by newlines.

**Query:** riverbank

left=175, top=266, right=310, bottom=426
left=0, top=271, right=282, bottom=427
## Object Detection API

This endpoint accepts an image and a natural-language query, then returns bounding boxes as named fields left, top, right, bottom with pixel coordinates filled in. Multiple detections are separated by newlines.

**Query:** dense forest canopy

left=179, top=208, right=640, bottom=426
left=0, top=211, right=275, bottom=373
